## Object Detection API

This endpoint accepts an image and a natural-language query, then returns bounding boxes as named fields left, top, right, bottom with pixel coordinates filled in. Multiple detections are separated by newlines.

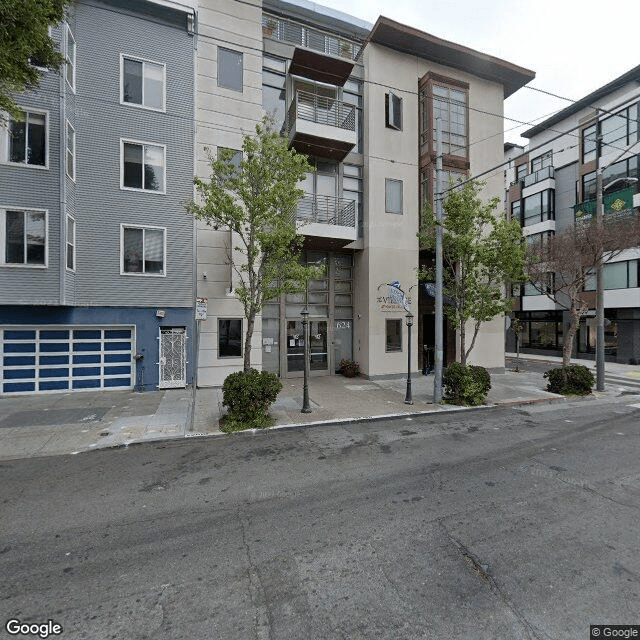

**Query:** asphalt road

left=1, top=398, right=639, bottom=640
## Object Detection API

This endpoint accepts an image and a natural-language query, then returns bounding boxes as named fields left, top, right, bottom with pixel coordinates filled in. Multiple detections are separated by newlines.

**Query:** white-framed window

left=2, top=109, right=48, bottom=168
left=385, top=178, right=403, bottom=214
left=66, top=24, right=76, bottom=91
left=218, top=47, right=243, bottom=92
left=120, top=55, right=166, bottom=111
left=1, top=208, right=48, bottom=267
left=66, top=120, right=75, bottom=180
left=120, top=224, right=166, bottom=276
left=121, top=139, right=166, bottom=193
left=66, top=215, right=75, bottom=271
left=385, top=91, right=402, bottom=130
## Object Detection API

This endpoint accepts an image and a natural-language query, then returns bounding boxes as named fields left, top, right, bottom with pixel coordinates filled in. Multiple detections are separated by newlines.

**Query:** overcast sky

left=313, top=0, right=640, bottom=145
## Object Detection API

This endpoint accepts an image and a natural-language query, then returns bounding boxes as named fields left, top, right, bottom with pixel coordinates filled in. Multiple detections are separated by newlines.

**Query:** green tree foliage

left=0, top=0, right=70, bottom=120
left=418, top=179, right=525, bottom=365
left=187, top=119, right=322, bottom=371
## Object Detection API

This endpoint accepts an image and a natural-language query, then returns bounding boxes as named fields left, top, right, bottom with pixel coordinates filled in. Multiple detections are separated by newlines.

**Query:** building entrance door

left=285, top=319, right=328, bottom=376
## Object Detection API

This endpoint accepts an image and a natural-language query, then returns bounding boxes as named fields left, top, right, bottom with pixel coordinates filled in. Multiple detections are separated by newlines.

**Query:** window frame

left=217, top=47, right=243, bottom=92
left=385, top=178, right=403, bottom=214
left=3, top=108, right=49, bottom=169
left=66, top=24, right=76, bottom=92
left=120, top=138, right=166, bottom=194
left=66, top=214, right=76, bottom=272
left=120, top=54, right=167, bottom=112
left=531, top=150, right=552, bottom=173
left=66, top=120, right=75, bottom=181
left=0, top=207, right=48, bottom=268
left=120, top=224, right=166, bottom=277
left=385, top=91, right=402, bottom=130
left=218, top=318, right=243, bottom=359
left=431, top=82, right=468, bottom=158
left=385, top=318, right=403, bottom=353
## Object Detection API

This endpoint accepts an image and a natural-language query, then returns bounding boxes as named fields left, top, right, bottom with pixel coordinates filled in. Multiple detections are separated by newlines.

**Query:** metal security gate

left=1, top=326, right=134, bottom=394
left=158, top=327, right=186, bottom=389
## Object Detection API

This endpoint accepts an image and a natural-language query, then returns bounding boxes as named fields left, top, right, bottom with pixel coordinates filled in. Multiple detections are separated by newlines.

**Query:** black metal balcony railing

left=288, top=91, right=356, bottom=132
left=522, top=165, right=554, bottom=188
left=262, top=14, right=358, bottom=60
left=296, top=194, right=356, bottom=227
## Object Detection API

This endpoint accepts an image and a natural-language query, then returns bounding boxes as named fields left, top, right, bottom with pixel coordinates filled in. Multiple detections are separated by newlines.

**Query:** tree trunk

left=563, top=311, right=579, bottom=368
left=243, top=313, right=255, bottom=372
left=460, top=320, right=466, bottom=366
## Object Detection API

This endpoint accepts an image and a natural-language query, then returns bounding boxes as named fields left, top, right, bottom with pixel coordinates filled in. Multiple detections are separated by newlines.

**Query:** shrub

left=443, top=362, right=491, bottom=406
left=543, top=364, right=594, bottom=395
left=221, top=368, right=283, bottom=432
left=338, top=358, right=360, bottom=378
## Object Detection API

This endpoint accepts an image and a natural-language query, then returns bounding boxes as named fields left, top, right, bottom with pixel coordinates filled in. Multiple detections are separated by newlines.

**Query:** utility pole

left=595, top=113, right=605, bottom=391
left=434, top=116, right=444, bottom=403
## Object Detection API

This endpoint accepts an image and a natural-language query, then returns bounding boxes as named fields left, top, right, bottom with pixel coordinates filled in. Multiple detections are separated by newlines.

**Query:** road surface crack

left=446, top=532, right=551, bottom=640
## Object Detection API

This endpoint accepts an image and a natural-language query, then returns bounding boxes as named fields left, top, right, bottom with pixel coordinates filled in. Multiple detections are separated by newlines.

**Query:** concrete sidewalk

left=1, top=355, right=639, bottom=461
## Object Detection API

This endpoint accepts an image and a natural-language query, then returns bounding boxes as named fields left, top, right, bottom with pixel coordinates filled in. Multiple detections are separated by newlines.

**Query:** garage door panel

left=1, top=326, right=134, bottom=394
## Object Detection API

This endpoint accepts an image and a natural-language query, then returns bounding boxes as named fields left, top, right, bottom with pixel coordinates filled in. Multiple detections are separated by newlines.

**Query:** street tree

left=187, top=119, right=322, bottom=372
left=418, top=179, right=526, bottom=365
left=0, top=0, right=70, bottom=120
left=525, top=215, right=640, bottom=366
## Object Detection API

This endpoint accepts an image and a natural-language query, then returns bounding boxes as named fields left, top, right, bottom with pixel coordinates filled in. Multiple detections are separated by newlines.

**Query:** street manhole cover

left=0, top=407, right=111, bottom=429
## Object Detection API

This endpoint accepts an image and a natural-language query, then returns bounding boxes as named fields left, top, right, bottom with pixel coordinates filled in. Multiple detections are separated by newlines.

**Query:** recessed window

left=66, top=215, right=75, bottom=271
left=1, top=209, right=47, bottom=266
left=122, top=56, right=165, bottom=111
left=66, top=121, right=75, bottom=180
left=218, top=47, right=243, bottom=92
left=531, top=150, right=552, bottom=173
left=218, top=318, right=242, bottom=358
left=516, top=164, right=528, bottom=181
left=121, top=140, right=165, bottom=192
left=217, top=147, right=242, bottom=177
left=385, top=319, right=402, bottom=352
left=5, top=110, right=47, bottom=167
left=385, top=92, right=402, bottom=130
left=121, top=225, right=165, bottom=275
left=66, top=25, right=76, bottom=90
left=385, top=178, right=403, bottom=214
left=582, top=124, right=597, bottom=164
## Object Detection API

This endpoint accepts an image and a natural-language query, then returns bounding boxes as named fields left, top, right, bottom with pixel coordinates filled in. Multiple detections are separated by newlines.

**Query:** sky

left=310, top=0, right=640, bottom=146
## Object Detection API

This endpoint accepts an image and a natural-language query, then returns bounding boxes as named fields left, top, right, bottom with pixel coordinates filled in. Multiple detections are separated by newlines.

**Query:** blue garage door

left=1, top=326, right=134, bottom=394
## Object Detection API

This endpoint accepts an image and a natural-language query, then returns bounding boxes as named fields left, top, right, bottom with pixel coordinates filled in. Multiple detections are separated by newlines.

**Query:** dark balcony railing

left=522, top=165, right=554, bottom=188
left=288, top=91, right=356, bottom=132
left=262, top=14, right=359, bottom=60
left=296, top=194, right=356, bottom=227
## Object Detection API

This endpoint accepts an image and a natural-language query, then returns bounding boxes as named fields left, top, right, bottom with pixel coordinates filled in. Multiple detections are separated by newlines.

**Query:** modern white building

left=505, top=65, right=640, bottom=364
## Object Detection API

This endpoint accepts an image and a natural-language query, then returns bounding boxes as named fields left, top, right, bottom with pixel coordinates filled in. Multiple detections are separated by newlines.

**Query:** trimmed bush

left=338, top=358, right=360, bottom=378
left=221, top=368, right=283, bottom=432
left=543, top=364, right=594, bottom=396
left=443, top=362, right=491, bottom=406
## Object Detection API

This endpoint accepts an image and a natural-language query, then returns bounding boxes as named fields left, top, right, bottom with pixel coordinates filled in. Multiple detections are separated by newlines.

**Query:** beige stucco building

left=194, top=1, right=534, bottom=387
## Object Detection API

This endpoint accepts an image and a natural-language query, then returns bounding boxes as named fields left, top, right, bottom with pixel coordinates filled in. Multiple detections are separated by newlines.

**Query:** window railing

left=522, top=165, right=554, bottom=188
left=296, top=194, right=356, bottom=227
left=288, top=90, right=356, bottom=132
left=262, top=14, right=359, bottom=60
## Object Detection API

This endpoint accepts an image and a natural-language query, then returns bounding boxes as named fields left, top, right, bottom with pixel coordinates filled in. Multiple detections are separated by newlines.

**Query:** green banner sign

left=574, top=187, right=635, bottom=223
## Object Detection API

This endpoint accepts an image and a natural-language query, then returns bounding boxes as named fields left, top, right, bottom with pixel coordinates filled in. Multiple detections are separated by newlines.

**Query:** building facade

left=192, top=2, right=534, bottom=386
left=505, top=65, right=640, bottom=364
left=0, top=0, right=197, bottom=394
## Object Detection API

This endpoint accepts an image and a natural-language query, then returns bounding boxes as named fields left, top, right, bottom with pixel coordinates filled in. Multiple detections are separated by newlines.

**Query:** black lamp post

left=404, top=312, right=413, bottom=404
left=301, top=307, right=312, bottom=413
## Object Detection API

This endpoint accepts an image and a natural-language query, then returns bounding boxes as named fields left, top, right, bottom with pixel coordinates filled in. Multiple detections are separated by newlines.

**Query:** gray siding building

left=0, top=0, right=197, bottom=394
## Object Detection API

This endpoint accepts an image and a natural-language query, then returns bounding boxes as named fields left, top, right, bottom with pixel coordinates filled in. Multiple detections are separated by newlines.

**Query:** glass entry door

left=286, top=319, right=328, bottom=375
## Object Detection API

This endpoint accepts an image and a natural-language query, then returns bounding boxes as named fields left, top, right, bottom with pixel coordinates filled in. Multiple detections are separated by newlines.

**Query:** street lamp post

left=404, top=312, right=413, bottom=404
left=301, top=307, right=312, bottom=413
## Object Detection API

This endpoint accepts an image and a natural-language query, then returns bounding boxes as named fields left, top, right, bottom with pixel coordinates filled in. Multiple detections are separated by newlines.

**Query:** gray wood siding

left=73, top=1, right=195, bottom=308
left=0, top=59, right=62, bottom=305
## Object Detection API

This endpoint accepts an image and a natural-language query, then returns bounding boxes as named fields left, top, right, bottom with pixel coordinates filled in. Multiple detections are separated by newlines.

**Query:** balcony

left=288, top=91, right=356, bottom=161
left=522, top=165, right=554, bottom=188
left=262, top=14, right=358, bottom=86
left=295, top=194, right=357, bottom=247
